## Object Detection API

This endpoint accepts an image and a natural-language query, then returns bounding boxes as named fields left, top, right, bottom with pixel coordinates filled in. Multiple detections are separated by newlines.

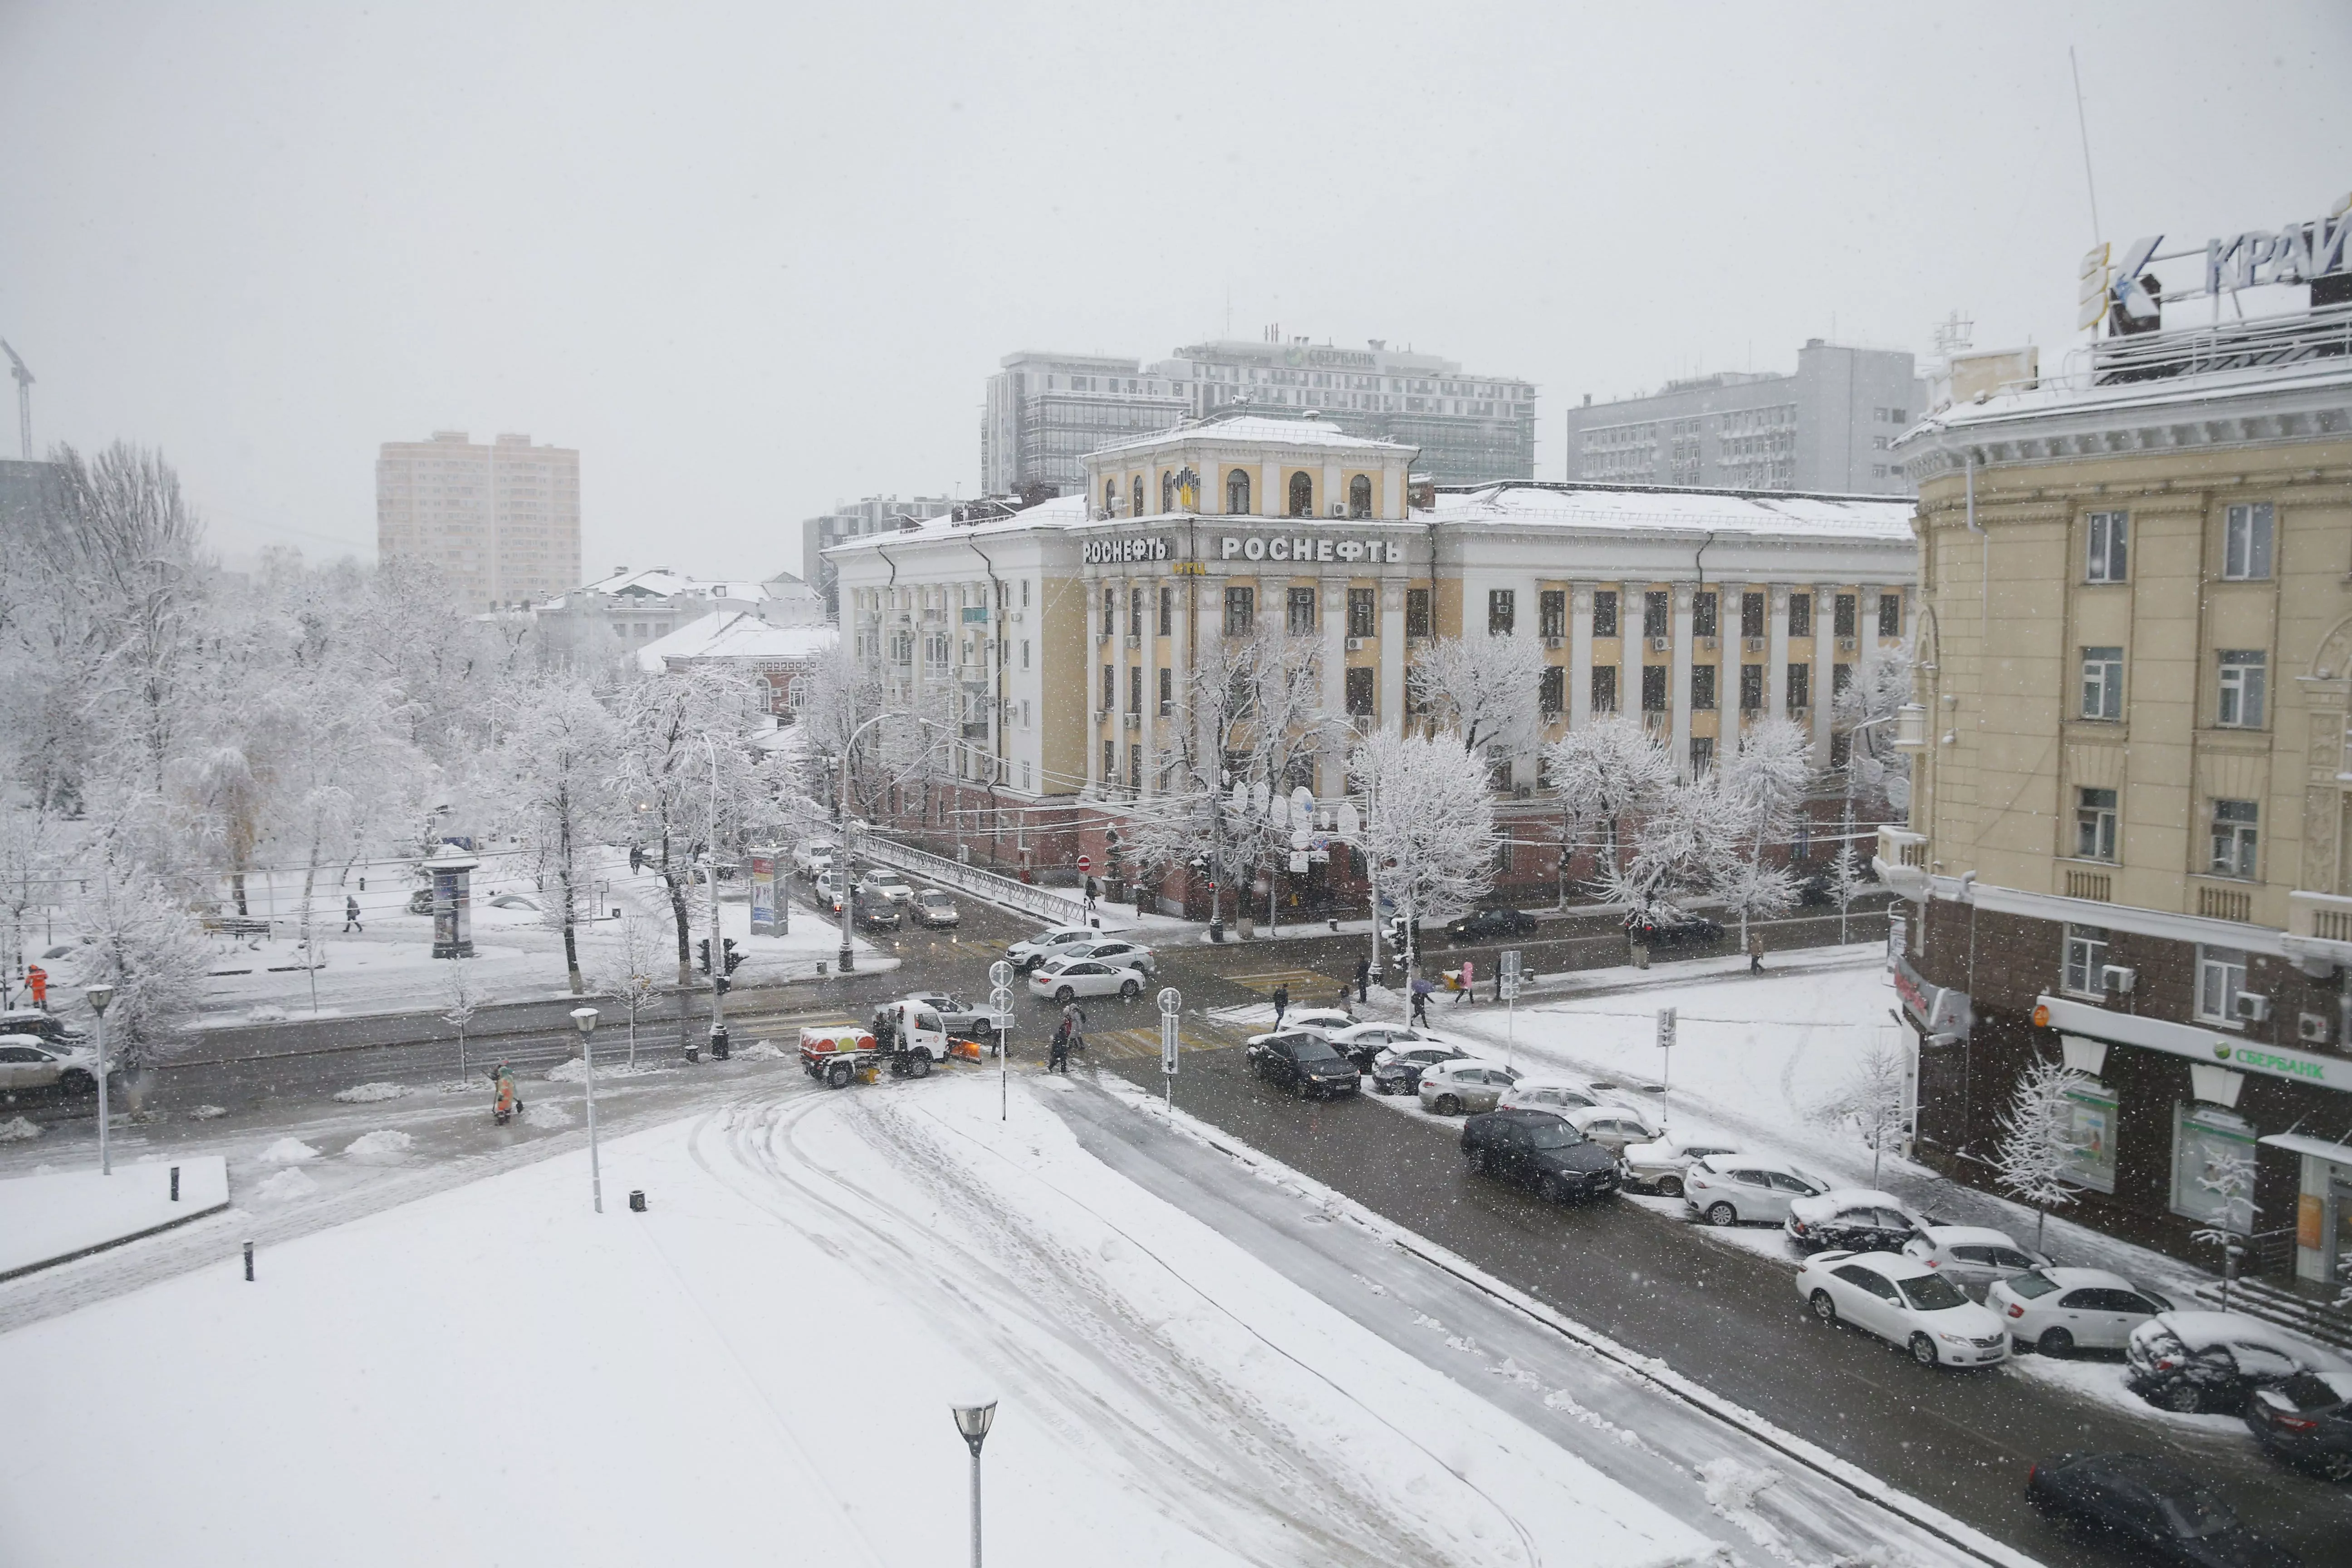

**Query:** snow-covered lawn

left=0, top=1072, right=1717, bottom=1568
left=0, top=1156, right=229, bottom=1276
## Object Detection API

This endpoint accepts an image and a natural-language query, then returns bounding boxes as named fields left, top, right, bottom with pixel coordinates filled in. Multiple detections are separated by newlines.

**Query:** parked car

left=1561, top=1104, right=1666, bottom=1156
left=1276, top=1006, right=1359, bottom=1038
left=1008, top=925, right=1101, bottom=973
left=1987, top=1268, right=2176, bottom=1357
left=910, top=889, right=960, bottom=927
left=2026, top=1452, right=2301, bottom=1567
left=899, top=992, right=1000, bottom=1045
left=1618, top=1138, right=1741, bottom=1198
left=1626, top=911, right=1723, bottom=950
left=0, top=1034, right=107, bottom=1095
left=1328, top=1022, right=1449, bottom=1073
left=1460, top=1109, right=1621, bottom=1203
left=1496, top=1076, right=1605, bottom=1115
left=0, top=1009, right=84, bottom=1047
left=1246, top=1030, right=1360, bottom=1099
left=2126, top=1311, right=2349, bottom=1415
left=1445, top=907, right=1537, bottom=943
left=2246, top=1372, right=2352, bottom=1482
left=1026, top=955, right=1147, bottom=1004
left=1899, top=1226, right=2051, bottom=1298
left=1684, top=1155, right=1833, bottom=1227
left=1418, top=1058, right=1522, bottom=1116
left=1784, top=1189, right=1932, bottom=1254
left=1368, top=1042, right=1472, bottom=1095
left=1795, top=1249, right=2011, bottom=1368
left=1058, top=938, right=1156, bottom=976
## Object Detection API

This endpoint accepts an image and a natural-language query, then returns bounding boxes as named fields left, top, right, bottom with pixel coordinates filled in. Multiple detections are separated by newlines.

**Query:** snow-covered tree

left=1993, top=1055, right=2091, bottom=1249
left=587, top=911, right=663, bottom=1067
left=1544, top=712, right=1675, bottom=892
left=1812, top=1035, right=1908, bottom=1186
left=1829, top=841, right=1871, bottom=942
left=498, top=681, right=621, bottom=994
left=1835, top=639, right=1915, bottom=817
left=68, top=846, right=212, bottom=1076
left=2192, top=1142, right=2262, bottom=1309
left=440, top=958, right=487, bottom=1079
left=1408, top=632, right=1546, bottom=765
left=796, top=640, right=886, bottom=819
left=1348, top=731, right=1499, bottom=981
left=1707, top=716, right=1813, bottom=946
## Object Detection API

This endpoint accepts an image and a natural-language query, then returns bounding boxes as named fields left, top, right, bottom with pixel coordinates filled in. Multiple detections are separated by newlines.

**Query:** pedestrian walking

left=1748, top=929, right=1765, bottom=974
left=1335, top=981, right=1352, bottom=1014
left=1048, top=1018, right=1070, bottom=1074
left=1271, top=983, right=1289, bottom=1029
left=1452, top=959, right=1475, bottom=1005
left=25, top=962, right=47, bottom=1011
left=343, top=894, right=363, bottom=934
left=1354, top=956, right=1370, bottom=1004
left=1410, top=977, right=1432, bottom=1026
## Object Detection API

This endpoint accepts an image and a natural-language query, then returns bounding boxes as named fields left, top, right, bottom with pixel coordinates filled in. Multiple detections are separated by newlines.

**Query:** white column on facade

left=1620, top=587, right=1642, bottom=732
left=1671, top=583, right=1695, bottom=777
left=1083, top=573, right=1102, bottom=797
left=1810, top=585, right=1834, bottom=768
left=1767, top=584, right=1791, bottom=733
left=1321, top=462, right=1343, bottom=519
left=1140, top=579, right=1158, bottom=800
left=1260, top=459, right=1280, bottom=519
left=1111, top=575, right=1131, bottom=796
left=1379, top=581, right=1407, bottom=736
left=1568, top=584, right=1594, bottom=730
left=1859, top=586, right=1884, bottom=691
left=1321, top=579, right=1348, bottom=792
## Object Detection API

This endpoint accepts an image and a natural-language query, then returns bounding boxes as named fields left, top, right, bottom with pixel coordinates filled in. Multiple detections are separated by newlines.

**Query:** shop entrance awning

left=2259, top=1132, right=2352, bottom=1166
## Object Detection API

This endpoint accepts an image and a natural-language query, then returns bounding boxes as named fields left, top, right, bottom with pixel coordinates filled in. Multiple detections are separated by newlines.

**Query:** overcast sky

left=3, top=1, right=2346, bottom=578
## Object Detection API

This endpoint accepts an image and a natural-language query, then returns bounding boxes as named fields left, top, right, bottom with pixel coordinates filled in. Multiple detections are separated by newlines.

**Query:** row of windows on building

left=2075, top=504, right=2275, bottom=586
left=2077, top=646, right=2269, bottom=727
left=2069, top=786, right=2263, bottom=881
left=1186, top=585, right=1899, bottom=643
left=1099, top=469, right=1382, bottom=519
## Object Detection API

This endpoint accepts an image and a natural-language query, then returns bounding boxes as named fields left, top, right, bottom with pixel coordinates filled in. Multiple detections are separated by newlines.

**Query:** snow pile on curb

left=735, top=1038, right=786, bottom=1061
left=343, top=1130, right=415, bottom=1164
left=253, top=1166, right=318, bottom=1204
left=186, top=1105, right=227, bottom=1120
left=256, top=1137, right=320, bottom=1164
left=0, top=1116, right=40, bottom=1141
left=332, top=1082, right=409, bottom=1103
left=521, top=1101, right=572, bottom=1128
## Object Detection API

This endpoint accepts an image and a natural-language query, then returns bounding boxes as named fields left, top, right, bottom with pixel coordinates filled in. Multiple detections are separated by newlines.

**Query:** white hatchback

left=1008, top=926, right=1101, bottom=972
left=1795, top=1250, right=2012, bottom=1368
left=1898, top=1225, right=2051, bottom=1298
left=1683, top=1155, right=1833, bottom=1227
left=1986, top=1267, right=2176, bottom=1357
left=1418, top=1058, right=1522, bottom=1116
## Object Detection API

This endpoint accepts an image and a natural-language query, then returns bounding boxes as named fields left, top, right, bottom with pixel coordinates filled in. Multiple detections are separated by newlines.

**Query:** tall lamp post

left=569, top=1006, right=602, bottom=1213
left=85, top=983, right=114, bottom=1175
left=951, top=1397, right=998, bottom=1568
left=831, top=711, right=949, bottom=976
left=699, top=734, right=730, bottom=1059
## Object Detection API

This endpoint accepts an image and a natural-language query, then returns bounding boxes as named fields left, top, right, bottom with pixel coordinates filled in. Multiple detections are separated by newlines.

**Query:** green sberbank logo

left=2216, top=1043, right=2234, bottom=1061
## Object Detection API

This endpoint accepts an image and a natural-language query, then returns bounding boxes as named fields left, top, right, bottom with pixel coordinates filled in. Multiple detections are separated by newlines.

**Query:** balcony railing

left=2092, top=300, right=2352, bottom=385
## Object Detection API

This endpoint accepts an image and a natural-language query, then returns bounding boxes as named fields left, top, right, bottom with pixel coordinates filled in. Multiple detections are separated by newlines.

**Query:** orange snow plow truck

left=799, top=998, right=985, bottom=1088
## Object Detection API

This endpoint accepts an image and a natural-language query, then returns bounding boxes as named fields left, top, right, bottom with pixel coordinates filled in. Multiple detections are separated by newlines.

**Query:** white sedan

left=1619, top=1138, right=1742, bottom=1198
left=1682, top=1155, right=1832, bottom=1227
left=1418, top=1058, right=1522, bottom=1116
left=1027, top=955, right=1148, bottom=1003
left=1985, top=1267, right=2176, bottom=1357
left=870, top=870, right=915, bottom=904
left=1898, top=1225, right=2051, bottom=1298
left=1058, top=937, right=1156, bottom=976
left=1795, top=1250, right=2012, bottom=1368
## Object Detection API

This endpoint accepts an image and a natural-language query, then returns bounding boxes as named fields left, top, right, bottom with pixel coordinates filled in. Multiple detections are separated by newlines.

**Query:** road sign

left=1656, top=1006, right=1677, bottom=1049
left=1078, top=854, right=1092, bottom=873
left=1157, top=987, right=1181, bottom=1075
left=1499, top=948, right=1521, bottom=1002
left=989, top=960, right=1012, bottom=990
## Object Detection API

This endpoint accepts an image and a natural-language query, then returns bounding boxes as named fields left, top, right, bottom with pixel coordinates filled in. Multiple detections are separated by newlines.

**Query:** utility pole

left=702, top=735, right=729, bottom=1059
left=2, top=340, right=31, bottom=460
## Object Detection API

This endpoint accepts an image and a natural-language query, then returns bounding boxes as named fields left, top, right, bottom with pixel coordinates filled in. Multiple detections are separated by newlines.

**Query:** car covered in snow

left=1495, top=1076, right=1605, bottom=1116
left=1460, top=1109, right=1621, bottom=1203
left=1683, top=1155, right=1833, bottom=1228
left=1617, top=1138, right=1741, bottom=1199
left=1417, top=1058, right=1521, bottom=1117
left=1007, top=925, right=1101, bottom=973
left=1896, top=1225, right=2051, bottom=1298
left=1273, top=1006, right=1358, bottom=1039
left=1245, top=1030, right=1359, bottom=1099
left=1986, top=1267, right=2175, bottom=1357
left=1795, top=1249, right=2010, bottom=1368
left=910, top=889, right=960, bottom=927
left=1559, top=1104, right=1665, bottom=1156
left=1327, top=1021, right=1449, bottom=1073
left=2125, top=1311, right=2348, bottom=1415
left=486, top=891, right=544, bottom=912
left=1784, top=1188, right=1932, bottom=1254
left=2246, top=1371, right=2352, bottom=1482
left=1367, top=1041, right=1472, bottom=1095
left=0, top=1009, right=85, bottom=1047
left=0, top=1034, right=109, bottom=1096
left=2025, top=1452, right=2299, bottom=1563
left=1026, top=953, right=1147, bottom=1004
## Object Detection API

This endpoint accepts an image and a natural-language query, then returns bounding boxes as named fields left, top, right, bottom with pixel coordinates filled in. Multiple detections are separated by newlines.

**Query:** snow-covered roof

left=637, top=612, right=838, bottom=672
left=1899, top=356, right=2352, bottom=445
left=545, top=568, right=787, bottom=610
left=827, top=493, right=1090, bottom=554
left=1428, top=482, right=1916, bottom=543
left=1087, top=414, right=1413, bottom=460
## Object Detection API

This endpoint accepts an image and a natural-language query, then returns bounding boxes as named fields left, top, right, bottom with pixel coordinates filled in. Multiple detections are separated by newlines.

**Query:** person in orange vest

left=24, top=963, right=48, bottom=1011
left=490, top=1063, right=521, bottom=1124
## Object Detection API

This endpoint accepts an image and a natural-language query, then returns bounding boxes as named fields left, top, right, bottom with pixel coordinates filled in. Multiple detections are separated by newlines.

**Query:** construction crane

left=0, top=340, right=29, bottom=459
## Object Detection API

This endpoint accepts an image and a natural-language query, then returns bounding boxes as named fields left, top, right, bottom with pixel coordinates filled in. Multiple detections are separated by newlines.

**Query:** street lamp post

left=830, top=710, right=950, bottom=977
left=85, top=984, right=114, bottom=1175
left=700, top=734, right=730, bottom=1059
left=570, top=1006, right=602, bottom=1213
left=951, top=1397, right=998, bottom=1568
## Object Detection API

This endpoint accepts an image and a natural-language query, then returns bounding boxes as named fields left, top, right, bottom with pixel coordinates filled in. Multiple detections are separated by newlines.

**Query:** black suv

left=1460, top=1109, right=1621, bottom=1204
left=2027, top=1452, right=2299, bottom=1567
left=1446, top=907, right=1537, bottom=943
left=1245, top=1032, right=1359, bottom=1099
left=2247, top=1372, right=2352, bottom=1482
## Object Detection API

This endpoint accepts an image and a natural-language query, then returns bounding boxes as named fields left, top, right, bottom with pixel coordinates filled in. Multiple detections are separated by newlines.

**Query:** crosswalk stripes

left=1078, top=1019, right=1254, bottom=1062
left=1221, top=967, right=1340, bottom=997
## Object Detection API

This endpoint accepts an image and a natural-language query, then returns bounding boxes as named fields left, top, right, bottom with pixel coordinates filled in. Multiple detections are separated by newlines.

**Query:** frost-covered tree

left=1829, top=841, right=1871, bottom=943
left=0, top=805, right=57, bottom=1004
left=440, top=958, right=487, bottom=1079
left=1544, top=712, right=1675, bottom=894
left=1993, top=1055, right=2091, bottom=1249
left=1812, top=1036, right=1909, bottom=1186
left=499, top=681, right=621, bottom=994
left=69, top=846, right=212, bottom=1075
left=587, top=911, right=663, bottom=1067
left=1349, top=731, right=1499, bottom=981
left=1408, top=632, right=1546, bottom=764
left=1834, top=640, right=1915, bottom=817
left=796, top=640, right=886, bottom=820
left=2192, top=1143, right=2262, bottom=1309
left=1707, top=716, right=1813, bottom=947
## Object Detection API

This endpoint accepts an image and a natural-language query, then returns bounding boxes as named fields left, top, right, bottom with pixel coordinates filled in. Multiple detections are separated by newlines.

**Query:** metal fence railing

left=853, top=833, right=1095, bottom=928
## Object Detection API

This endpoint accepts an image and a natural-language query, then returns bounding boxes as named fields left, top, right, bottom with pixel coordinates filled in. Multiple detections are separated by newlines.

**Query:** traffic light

left=696, top=939, right=711, bottom=975
left=721, top=938, right=743, bottom=976
left=713, top=974, right=732, bottom=996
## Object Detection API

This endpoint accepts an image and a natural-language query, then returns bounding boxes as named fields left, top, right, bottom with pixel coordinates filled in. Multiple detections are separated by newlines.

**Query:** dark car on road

left=2246, top=1371, right=2352, bottom=1481
left=855, top=896, right=902, bottom=931
left=1245, top=1031, right=1360, bottom=1099
left=1461, top=1109, right=1621, bottom=1204
left=2026, top=1452, right=2300, bottom=1567
left=1627, top=911, right=1724, bottom=950
left=1446, top=907, right=1537, bottom=943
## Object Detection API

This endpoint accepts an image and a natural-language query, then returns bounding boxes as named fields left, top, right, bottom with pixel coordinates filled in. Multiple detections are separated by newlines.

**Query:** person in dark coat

left=1409, top=977, right=1432, bottom=1026
left=1354, top=956, right=1371, bottom=1003
left=343, top=895, right=363, bottom=933
left=1048, top=1017, right=1070, bottom=1073
left=1271, top=983, right=1289, bottom=1029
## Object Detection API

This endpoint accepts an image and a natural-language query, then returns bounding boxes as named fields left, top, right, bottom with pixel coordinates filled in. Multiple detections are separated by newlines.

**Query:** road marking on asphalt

left=1221, top=967, right=1340, bottom=996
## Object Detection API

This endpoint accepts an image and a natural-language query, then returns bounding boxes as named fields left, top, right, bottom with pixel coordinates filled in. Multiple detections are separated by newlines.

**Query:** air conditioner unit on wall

left=1543, top=635, right=1564, bottom=650
left=2299, top=1011, right=2331, bottom=1044
left=1651, top=636, right=1671, bottom=652
left=2234, top=993, right=2271, bottom=1023
left=2101, top=965, right=2136, bottom=995
left=1346, top=637, right=1365, bottom=652
left=1744, top=637, right=1767, bottom=654
left=1698, top=636, right=1718, bottom=652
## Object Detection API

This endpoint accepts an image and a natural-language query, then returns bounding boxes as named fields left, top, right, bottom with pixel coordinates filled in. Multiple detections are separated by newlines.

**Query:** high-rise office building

left=1562, top=341, right=1926, bottom=496
left=984, top=337, right=1536, bottom=497
left=376, top=431, right=580, bottom=608
left=800, top=495, right=960, bottom=617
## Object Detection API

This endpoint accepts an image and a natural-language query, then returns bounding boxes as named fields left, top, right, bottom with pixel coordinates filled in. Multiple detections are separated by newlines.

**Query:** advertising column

left=749, top=846, right=782, bottom=936
left=426, top=844, right=478, bottom=959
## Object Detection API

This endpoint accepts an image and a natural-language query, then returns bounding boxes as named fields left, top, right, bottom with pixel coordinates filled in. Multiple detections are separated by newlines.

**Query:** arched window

left=1226, top=469, right=1251, bottom=515
left=1161, top=471, right=1174, bottom=513
left=1132, top=475, right=1145, bottom=517
left=1348, top=474, right=1372, bottom=518
left=1288, top=471, right=1313, bottom=518
left=1102, top=479, right=1117, bottom=516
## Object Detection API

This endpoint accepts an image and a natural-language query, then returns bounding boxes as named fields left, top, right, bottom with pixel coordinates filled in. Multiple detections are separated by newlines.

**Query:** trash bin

left=709, top=1026, right=731, bottom=1061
